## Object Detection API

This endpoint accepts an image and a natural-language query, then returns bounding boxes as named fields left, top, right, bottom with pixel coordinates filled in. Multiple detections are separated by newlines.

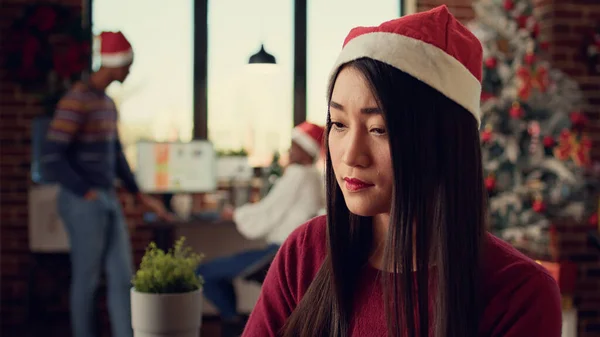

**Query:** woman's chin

left=344, top=198, right=384, bottom=217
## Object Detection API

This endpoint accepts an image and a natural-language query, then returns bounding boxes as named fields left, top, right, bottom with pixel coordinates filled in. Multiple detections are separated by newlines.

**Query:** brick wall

left=417, top=0, right=475, bottom=21
left=0, top=1, right=152, bottom=336
left=542, top=2, right=600, bottom=335
left=0, top=1, right=70, bottom=334
left=417, top=0, right=600, bottom=336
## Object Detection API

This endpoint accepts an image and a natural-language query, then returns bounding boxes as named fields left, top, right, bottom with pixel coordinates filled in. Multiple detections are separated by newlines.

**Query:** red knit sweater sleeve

left=479, top=235, right=563, bottom=337
left=488, top=272, right=562, bottom=337
left=242, top=217, right=323, bottom=337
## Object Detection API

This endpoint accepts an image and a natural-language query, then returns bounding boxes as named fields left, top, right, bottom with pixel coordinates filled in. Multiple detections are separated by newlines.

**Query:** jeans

left=57, top=187, right=133, bottom=337
left=196, top=244, right=280, bottom=320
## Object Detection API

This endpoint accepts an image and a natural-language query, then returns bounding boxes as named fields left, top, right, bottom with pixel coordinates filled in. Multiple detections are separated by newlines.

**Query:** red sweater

left=243, top=215, right=562, bottom=337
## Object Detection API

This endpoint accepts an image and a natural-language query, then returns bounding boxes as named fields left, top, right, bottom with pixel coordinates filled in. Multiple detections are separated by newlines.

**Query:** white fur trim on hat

left=328, top=32, right=481, bottom=127
left=101, top=50, right=134, bottom=68
left=292, top=128, right=320, bottom=158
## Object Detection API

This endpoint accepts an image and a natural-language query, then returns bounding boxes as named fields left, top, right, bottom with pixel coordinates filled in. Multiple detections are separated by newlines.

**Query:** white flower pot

left=131, top=288, right=203, bottom=337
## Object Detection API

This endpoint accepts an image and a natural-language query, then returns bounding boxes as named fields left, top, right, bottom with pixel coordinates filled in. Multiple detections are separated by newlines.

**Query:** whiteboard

left=136, top=141, right=217, bottom=193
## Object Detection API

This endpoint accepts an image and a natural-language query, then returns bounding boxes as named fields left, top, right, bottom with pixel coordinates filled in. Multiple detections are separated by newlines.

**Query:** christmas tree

left=468, top=0, right=597, bottom=251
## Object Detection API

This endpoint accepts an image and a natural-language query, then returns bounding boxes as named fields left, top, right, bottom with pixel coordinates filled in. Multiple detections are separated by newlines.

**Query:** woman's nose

left=342, top=130, right=370, bottom=168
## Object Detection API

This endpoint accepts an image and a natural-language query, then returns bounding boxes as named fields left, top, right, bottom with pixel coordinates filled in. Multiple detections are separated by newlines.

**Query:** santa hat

left=291, top=122, right=325, bottom=158
left=328, top=5, right=482, bottom=127
left=98, top=31, right=134, bottom=68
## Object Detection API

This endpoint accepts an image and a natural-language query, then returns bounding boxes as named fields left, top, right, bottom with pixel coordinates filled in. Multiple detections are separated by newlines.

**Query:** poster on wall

left=136, top=141, right=217, bottom=193
left=28, top=185, right=70, bottom=253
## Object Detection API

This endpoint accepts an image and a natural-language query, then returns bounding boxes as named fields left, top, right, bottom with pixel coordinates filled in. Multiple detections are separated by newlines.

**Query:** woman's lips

left=343, top=177, right=374, bottom=192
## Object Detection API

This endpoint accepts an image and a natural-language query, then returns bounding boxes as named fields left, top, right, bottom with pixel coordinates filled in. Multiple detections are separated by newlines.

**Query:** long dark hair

left=282, top=58, right=486, bottom=337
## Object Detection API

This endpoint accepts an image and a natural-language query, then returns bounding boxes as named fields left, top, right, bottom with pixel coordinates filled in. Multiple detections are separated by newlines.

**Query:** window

left=208, top=0, right=294, bottom=167
left=92, top=0, right=194, bottom=170
left=306, top=0, right=401, bottom=125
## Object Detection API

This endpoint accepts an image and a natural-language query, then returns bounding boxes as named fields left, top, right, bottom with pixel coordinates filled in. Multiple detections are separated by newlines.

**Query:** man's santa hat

left=97, top=31, right=134, bottom=68
left=291, top=122, right=325, bottom=159
left=328, top=5, right=482, bottom=127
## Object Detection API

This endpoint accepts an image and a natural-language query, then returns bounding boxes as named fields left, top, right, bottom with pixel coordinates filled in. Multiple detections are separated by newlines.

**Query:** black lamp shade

left=249, top=44, right=276, bottom=64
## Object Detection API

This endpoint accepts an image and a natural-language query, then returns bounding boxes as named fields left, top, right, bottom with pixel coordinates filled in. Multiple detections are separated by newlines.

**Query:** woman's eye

left=331, top=122, right=346, bottom=131
left=370, top=128, right=386, bottom=136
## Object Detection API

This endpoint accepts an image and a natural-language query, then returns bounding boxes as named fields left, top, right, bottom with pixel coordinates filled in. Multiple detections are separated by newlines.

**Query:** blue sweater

left=41, top=82, right=139, bottom=197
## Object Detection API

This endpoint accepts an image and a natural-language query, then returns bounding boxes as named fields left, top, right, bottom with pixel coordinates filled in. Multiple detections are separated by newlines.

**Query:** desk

left=144, top=219, right=237, bottom=251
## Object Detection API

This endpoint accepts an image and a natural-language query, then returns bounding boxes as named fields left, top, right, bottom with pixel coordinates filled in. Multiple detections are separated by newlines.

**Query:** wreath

left=5, top=3, right=91, bottom=113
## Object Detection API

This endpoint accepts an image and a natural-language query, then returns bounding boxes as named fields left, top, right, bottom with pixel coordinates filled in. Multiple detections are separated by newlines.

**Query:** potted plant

left=131, top=237, right=204, bottom=337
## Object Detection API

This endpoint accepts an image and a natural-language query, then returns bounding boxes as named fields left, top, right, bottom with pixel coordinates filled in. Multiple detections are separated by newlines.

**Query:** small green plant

left=132, top=237, right=204, bottom=294
left=216, top=148, right=248, bottom=157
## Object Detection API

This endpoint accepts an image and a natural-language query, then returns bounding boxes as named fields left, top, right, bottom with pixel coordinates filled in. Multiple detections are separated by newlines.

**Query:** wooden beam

left=293, top=0, right=307, bottom=126
left=84, top=0, right=93, bottom=79
left=403, top=0, right=416, bottom=15
left=193, top=0, right=209, bottom=139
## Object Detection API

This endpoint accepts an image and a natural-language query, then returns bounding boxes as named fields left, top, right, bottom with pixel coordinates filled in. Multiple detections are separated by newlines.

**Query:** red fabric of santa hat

left=292, top=122, right=325, bottom=158
left=98, top=31, right=134, bottom=68
left=328, top=5, right=482, bottom=127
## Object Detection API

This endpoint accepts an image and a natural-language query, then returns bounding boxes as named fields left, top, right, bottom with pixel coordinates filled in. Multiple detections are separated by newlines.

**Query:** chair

left=238, top=250, right=278, bottom=284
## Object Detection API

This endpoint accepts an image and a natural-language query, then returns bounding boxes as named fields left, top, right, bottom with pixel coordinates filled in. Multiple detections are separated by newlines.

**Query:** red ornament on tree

left=485, top=57, right=498, bottom=68
left=518, top=86, right=530, bottom=101
left=481, top=128, right=493, bottom=143
left=517, top=15, right=529, bottom=29
left=485, top=176, right=496, bottom=191
left=510, top=103, right=524, bottom=119
left=531, top=23, right=540, bottom=38
left=532, top=199, right=546, bottom=213
left=524, top=53, right=536, bottom=65
left=543, top=136, right=555, bottom=148
left=481, top=91, right=495, bottom=102
left=570, top=111, right=588, bottom=128
left=540, top=40, right=550, bottom=51
left=504, top=0, right=515, bottom=10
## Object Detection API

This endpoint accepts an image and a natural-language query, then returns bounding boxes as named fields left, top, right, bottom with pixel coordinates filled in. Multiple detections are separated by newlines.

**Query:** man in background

left=198, top=122, right=326, bottom=337
left=42, top=31, right=171, bottom=337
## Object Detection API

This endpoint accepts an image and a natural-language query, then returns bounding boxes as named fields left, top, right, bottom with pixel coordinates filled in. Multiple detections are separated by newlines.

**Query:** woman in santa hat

left=242, top=5, right=561, bottom=337
left=196, top=121, right=325, bottom=336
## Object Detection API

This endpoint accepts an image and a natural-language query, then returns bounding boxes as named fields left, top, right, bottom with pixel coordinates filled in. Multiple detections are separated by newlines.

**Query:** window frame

left=89, top=0, right=405, bottom=141
left=193, top=0, right=403, bottom=139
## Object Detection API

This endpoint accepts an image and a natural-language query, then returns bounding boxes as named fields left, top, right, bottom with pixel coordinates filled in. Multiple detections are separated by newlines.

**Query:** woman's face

left=329, top=66, right=393, bottom=216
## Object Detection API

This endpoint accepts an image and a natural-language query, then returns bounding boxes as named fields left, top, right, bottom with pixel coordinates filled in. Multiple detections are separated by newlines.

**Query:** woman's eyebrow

left=329, top=101, right=344, bottom=111
left=329, top=101, right=381, bottom=114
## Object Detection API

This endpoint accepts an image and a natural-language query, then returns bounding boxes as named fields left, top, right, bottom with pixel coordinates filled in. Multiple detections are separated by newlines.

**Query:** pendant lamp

left=248, top=44, right=276, bottom=64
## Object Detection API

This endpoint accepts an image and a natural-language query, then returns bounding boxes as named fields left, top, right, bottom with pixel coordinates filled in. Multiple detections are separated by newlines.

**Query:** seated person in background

left=196, top=121, right=325, bottom=337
